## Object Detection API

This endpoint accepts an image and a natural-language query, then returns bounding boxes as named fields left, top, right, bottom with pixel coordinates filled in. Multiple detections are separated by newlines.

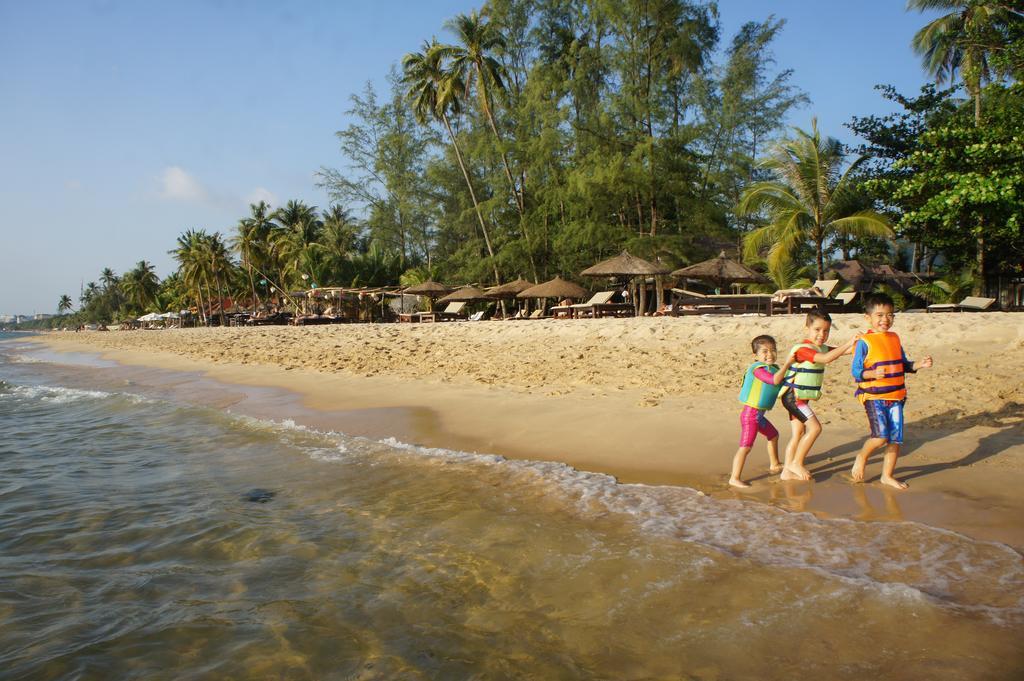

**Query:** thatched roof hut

left=517, top=276, right=589, bottom=300
left=437, top=285, right=489, bottom=303
left=403, top=280, right=450, bottom=296
left=581, top=251, right=672, bottom=277
left=671, top=251, right=768, bottom=289
left=484, top=278, right=536, bottom=298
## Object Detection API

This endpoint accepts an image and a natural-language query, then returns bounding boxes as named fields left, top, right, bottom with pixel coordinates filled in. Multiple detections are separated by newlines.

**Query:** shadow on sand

left=807, top=401, right=1023, bottom=484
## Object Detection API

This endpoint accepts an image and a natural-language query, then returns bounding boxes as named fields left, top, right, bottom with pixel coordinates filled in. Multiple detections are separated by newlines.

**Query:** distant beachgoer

left=778, top=309, right=860, bottom=481
left=849, top=292, right=933, bottom=490
left=729, top=335, right=795, bottom=489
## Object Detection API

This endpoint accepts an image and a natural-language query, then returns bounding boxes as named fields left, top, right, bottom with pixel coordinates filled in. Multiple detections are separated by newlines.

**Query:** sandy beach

left=34, top=313, right=1024, bottom=547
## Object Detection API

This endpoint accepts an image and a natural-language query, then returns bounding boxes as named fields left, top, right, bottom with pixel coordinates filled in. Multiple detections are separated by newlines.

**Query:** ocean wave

left=0, top=383, right=154, bottom=406
left=228, top=414, right=1023, bottom=624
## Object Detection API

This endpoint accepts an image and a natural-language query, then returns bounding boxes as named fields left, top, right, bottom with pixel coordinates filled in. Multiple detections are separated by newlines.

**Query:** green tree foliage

left=57, top=294, right=73, bottom=314
left=847, top=83, right=958, bottom=270
left=882, top=82, right=1024, bottom=286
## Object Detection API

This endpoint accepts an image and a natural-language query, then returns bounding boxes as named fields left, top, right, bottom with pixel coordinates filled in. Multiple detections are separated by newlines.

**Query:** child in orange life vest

left=729, top=335, right=796, bottom=489
left=850, top=293, right=933, bottom=490
left=779, top=309, right=861, bottom=481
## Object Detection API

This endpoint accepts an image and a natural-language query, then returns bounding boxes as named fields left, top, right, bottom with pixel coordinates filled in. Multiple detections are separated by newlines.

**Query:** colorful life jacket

left=855, top=331, right=907, bottom=403
left=738, top=361, right=781, bottom=410
left=782, top=342, right=826, bottom=400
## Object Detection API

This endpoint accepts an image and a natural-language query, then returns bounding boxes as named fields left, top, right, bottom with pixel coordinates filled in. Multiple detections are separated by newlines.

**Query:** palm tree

left=231, top=201, right=275, bottom=312
left=739, top=120, right=894, bottom=280
left=320, top=205, right=359, bottom=284
left=272, top=200, right=322, bottom=289
left=909, top=269, right=974, bottom=303
left=171, top=229, right=214, bottom=325
left=443, top=11, right=540, bottom=280
left=908, top=1, right=1021, bottom=125
left=122, top=260, right=160, bottom=313
left=80, top=281, right=99, bottom=308
left=443, top=12, right=521, bottom=211
left=57, top=294, right=73, bottom=315
left=403, top=39, right=501, bottom=285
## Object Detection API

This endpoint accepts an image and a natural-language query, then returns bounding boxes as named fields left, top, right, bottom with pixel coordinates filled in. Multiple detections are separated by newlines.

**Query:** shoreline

left=17, top=320, right=1024, bottom=549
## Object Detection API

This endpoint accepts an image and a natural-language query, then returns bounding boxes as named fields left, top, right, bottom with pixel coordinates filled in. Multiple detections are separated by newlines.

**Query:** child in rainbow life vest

left=778, top=309, right=861, bottom=481
left=729, top=335, right=796, bottom=489
left=850, top=292, right=933, bottom=490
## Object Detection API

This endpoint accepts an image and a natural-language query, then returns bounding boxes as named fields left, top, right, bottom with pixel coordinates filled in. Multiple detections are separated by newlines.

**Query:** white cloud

left=158, top=166, right=207, bottom=202
left=244, top=187, right=278, bottom=209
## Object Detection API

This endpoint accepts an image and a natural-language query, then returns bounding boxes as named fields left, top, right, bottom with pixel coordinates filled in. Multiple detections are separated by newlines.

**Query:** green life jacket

left=782, top=342, right=826, bottom=400
left=738, top=361, right=781, bottom=410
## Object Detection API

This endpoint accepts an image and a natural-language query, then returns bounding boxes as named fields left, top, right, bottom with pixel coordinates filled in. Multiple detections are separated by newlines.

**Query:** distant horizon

left=1, top=0, right=948, bottom=314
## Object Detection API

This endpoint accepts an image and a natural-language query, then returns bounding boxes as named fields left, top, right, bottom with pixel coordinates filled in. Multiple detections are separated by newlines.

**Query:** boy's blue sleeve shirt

left=851, top=340, right=868, bottom=380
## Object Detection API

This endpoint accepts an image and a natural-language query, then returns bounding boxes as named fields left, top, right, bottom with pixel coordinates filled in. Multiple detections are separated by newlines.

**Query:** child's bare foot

left=850, top=463, right=866, bottom=483
left=729, top=477, right=751, bottom=489
left=769, top=464, right=784, bottom=474
left=880, top=475, right=908, bottom=490
left=781, top=466, right=811, bottom=481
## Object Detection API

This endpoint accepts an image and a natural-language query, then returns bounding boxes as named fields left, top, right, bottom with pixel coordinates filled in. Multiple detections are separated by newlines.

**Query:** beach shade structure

left=517, top=276, right=589, bottom=301
left=671, top=251, right=768, bottom=292
left=581, top=250, right=673, bottom=315
left=137, top=312, right=163, bottom=322
left=402, top=280, right=451, bottom=312
left=484, top=278, right=536, bottom=299
left=437, top=285, right=489, bottom=304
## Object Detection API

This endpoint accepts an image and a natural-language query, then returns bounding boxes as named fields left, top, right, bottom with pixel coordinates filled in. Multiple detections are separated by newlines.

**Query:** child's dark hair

left=863, top=292, right=895, bottom=313
left=751, top=335, right=776, bottom=353
left=805, top=308, right=832, bottom=326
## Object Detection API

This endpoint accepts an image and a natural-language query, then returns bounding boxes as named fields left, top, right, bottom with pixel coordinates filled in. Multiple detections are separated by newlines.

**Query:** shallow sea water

left=1, top=333, right=1022, bottom=680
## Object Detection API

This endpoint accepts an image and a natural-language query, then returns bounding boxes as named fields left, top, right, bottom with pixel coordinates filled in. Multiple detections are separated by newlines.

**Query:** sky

left=0, top=0, right=945, bottom=316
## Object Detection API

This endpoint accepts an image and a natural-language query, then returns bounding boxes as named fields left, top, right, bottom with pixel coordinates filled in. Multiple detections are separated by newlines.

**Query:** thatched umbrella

left=403, top=280, right=450, bottom=295
left=517, top=276, right=588, bottom=301
left=484, top=278, right=535, bottom=299
left=437, top=285, right=489, bottom=303
left=671, top=251, right=768, bottom=292
left=403, top=280, right=450, bottom=311
left=581, top=250, right=672, bottom=315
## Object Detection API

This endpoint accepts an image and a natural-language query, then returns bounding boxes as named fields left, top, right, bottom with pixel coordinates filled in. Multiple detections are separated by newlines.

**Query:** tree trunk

left=442, top=114, right=501, bottom=286
left=478, top=77, right=537, bottom=281
left=247, top=263, right=258, bottom=314
left=975, top=234, right=985, bottom=296
left=816, top=238, right=825, bottom=282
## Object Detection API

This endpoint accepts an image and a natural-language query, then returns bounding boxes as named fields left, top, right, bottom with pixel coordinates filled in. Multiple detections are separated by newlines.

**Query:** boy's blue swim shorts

left=864, top=399, right=905, bottom=444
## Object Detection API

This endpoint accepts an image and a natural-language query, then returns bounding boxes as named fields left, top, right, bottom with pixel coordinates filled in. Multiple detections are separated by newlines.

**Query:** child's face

left=865, top=304, right=896, bottom=333
left=753, top=343, right=777, bottom=364
left=806, top=319, right=832, bottom=346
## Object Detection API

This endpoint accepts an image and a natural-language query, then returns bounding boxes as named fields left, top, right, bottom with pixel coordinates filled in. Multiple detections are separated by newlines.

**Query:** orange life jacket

left=856, top=331, right=907, bottom=403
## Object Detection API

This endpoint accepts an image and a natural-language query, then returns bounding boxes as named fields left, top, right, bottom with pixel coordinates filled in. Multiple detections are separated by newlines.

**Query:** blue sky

left=0, top=0, right=944, bottom=315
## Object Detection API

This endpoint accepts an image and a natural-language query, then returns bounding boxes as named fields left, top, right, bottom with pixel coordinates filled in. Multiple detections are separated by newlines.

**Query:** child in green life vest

left=779, top=309, right=860, bottom=481
left=730, top=335, right=795, bottom=489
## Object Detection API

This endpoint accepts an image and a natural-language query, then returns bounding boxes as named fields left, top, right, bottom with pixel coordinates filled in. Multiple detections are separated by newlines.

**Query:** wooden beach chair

left=569, top=291, right=615, bottom=318
left=926, top=296, right=997, bottom=313
left=418, top=301, right=468, bottom=322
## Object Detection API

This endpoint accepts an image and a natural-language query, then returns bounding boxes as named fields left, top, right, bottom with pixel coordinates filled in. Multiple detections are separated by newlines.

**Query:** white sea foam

left=5, top=384, right=115, bottom=404
left=349, top=430, right=1023, bottom=621
left=114, top=408, right=1024, bottom=623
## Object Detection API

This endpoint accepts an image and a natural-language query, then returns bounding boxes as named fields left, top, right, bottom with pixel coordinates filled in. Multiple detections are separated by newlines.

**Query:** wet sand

left=28, top=314, right=1024, bottom=548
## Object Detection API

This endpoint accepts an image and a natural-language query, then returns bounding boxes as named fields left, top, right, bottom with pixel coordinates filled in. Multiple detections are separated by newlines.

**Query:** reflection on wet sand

left=763, top=479, right=904, bottom=522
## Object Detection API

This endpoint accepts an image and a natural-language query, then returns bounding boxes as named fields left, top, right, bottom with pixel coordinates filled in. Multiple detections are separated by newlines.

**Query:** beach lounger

left=682, top=293, right=772, bottom=316
left=812, top=279, right=841, bottom=298
left=569, top=291, right=615, bottom=318
left=418, top=301, right=468, bottom=322
left=926, top=296, right=997, bottom=313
